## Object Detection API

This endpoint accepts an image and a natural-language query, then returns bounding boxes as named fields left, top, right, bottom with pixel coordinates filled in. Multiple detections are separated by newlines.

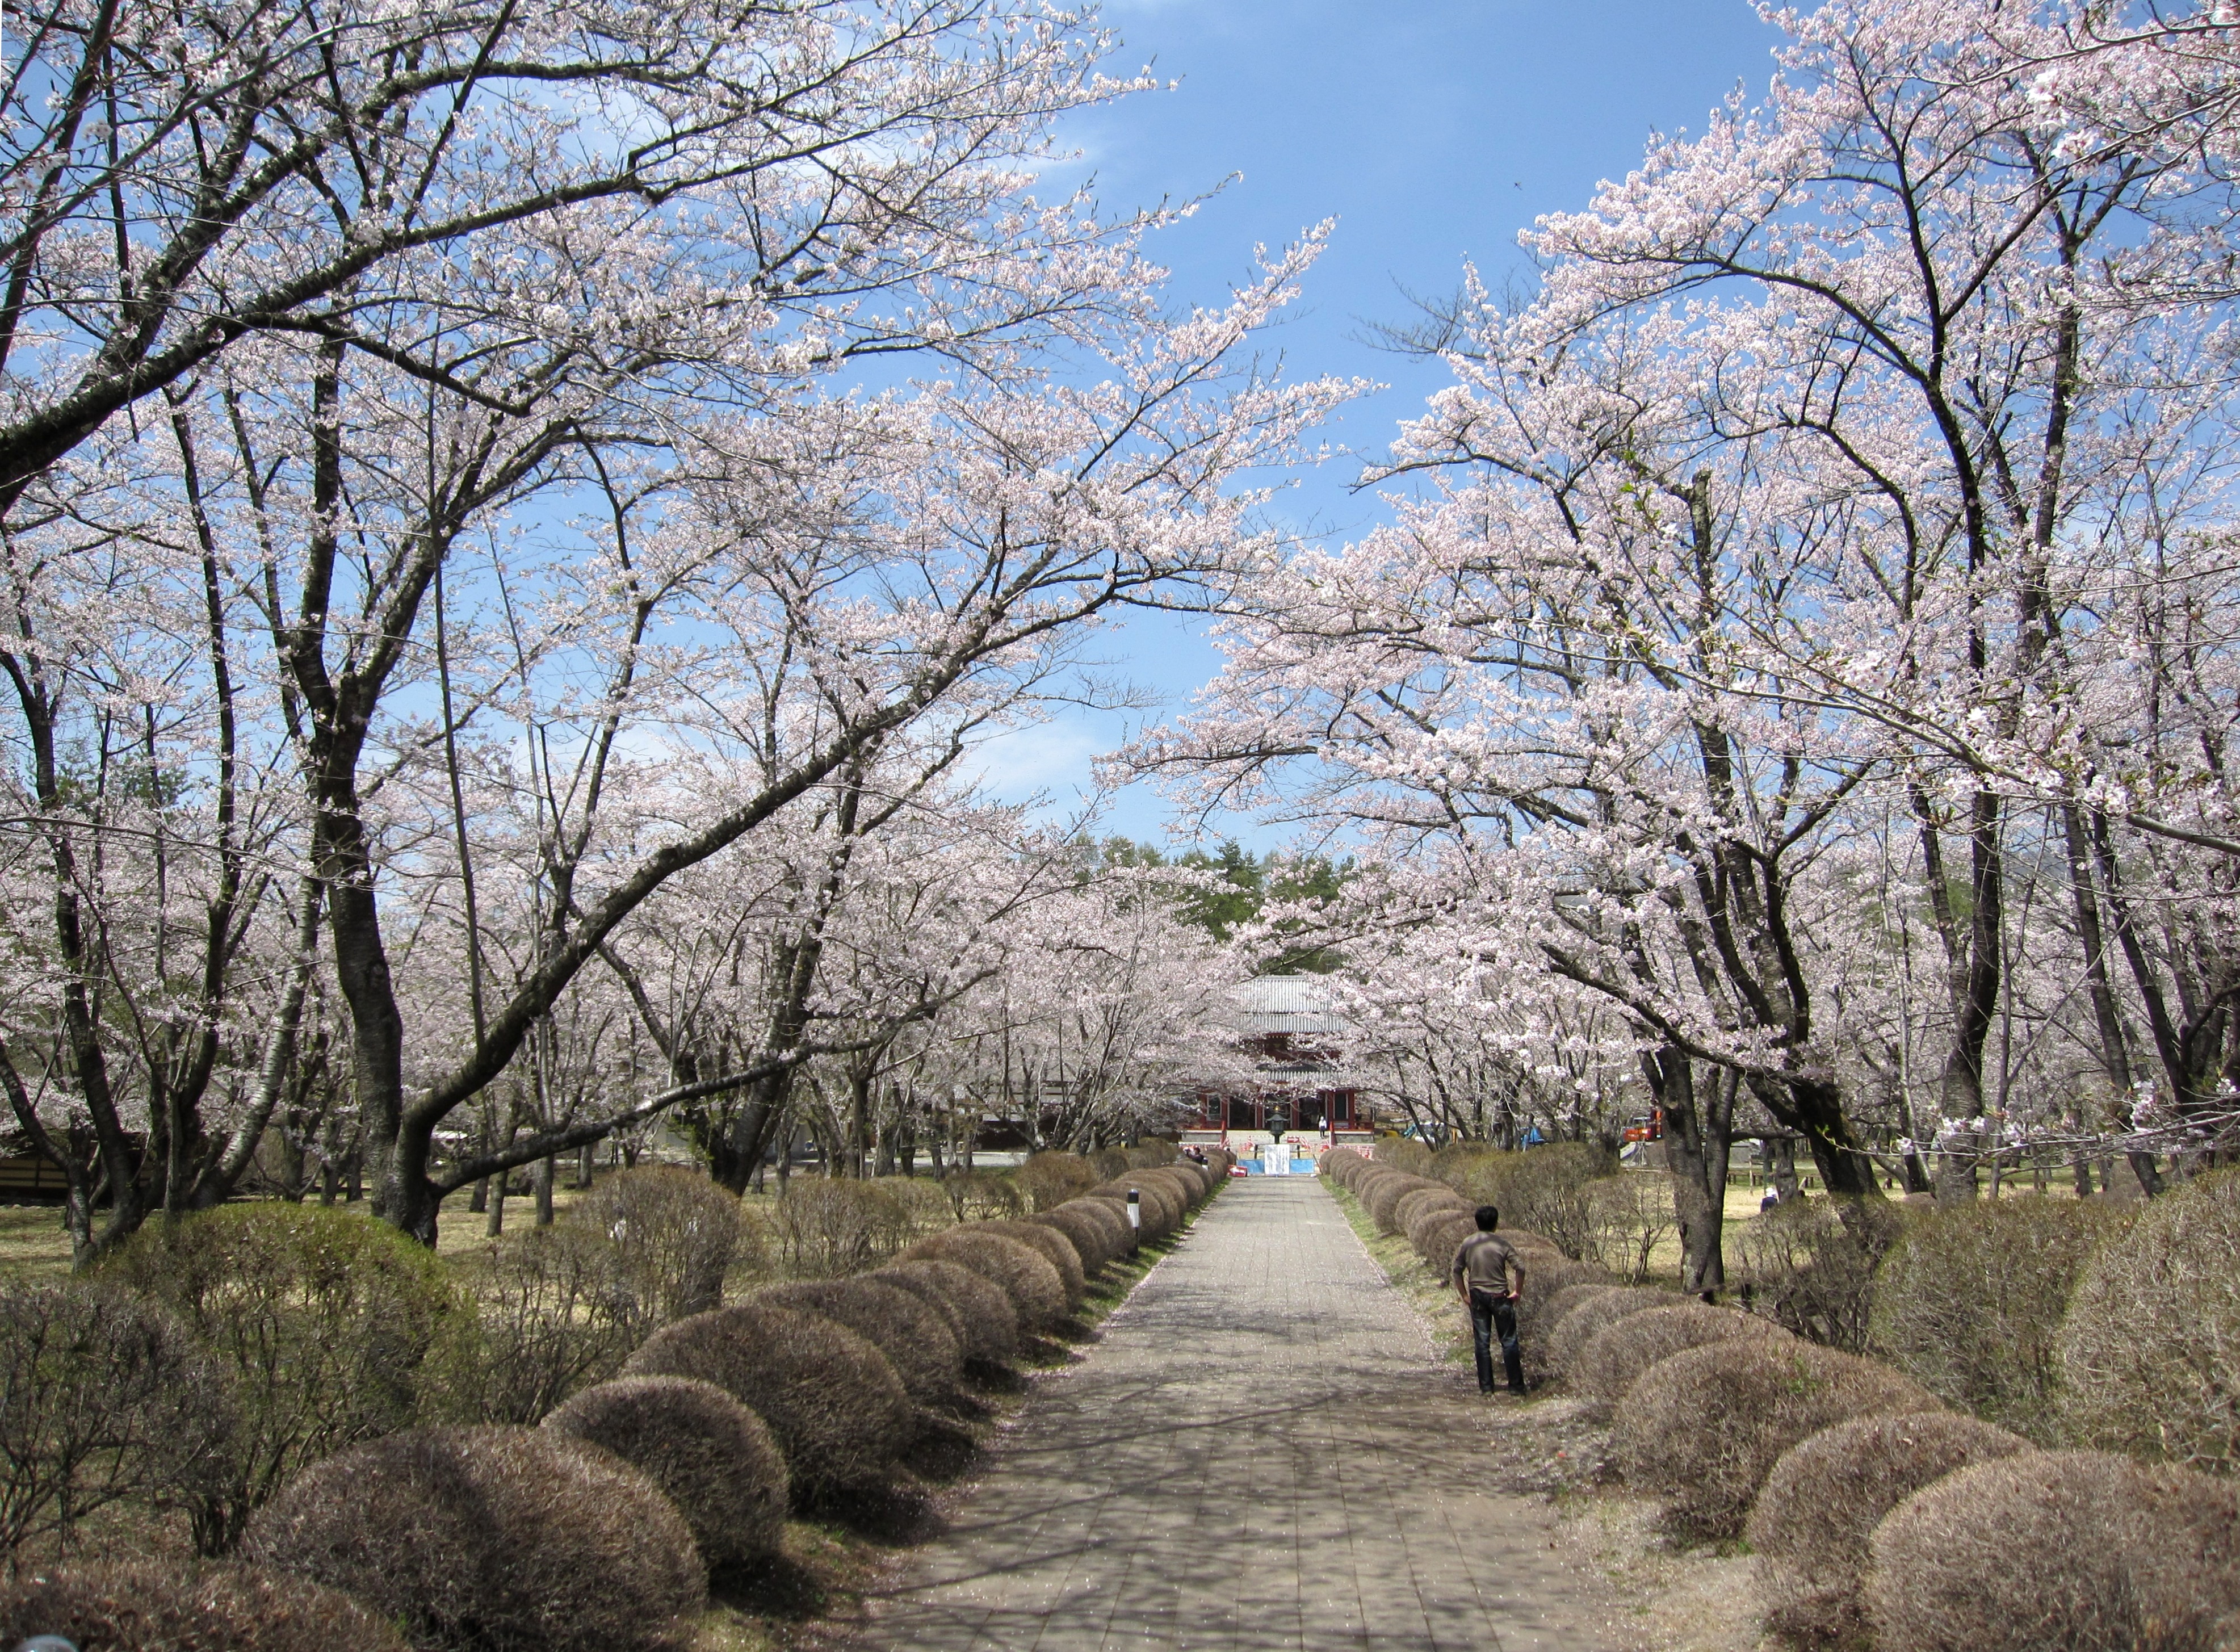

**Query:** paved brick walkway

left=865, top=1176, right=1622, bottom=1652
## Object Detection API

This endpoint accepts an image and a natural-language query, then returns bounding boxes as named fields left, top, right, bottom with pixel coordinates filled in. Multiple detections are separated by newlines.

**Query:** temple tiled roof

left=1231, top=974, right=1345, bottom=1037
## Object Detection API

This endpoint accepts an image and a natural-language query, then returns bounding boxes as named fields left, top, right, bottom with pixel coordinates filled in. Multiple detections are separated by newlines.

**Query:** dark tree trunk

left=1647, top=1046, right=1733, bottom=1294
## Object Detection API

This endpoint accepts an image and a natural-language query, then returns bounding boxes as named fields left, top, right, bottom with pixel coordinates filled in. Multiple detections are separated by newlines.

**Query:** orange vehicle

left=1622, top=1109, right=1663, bottom=1144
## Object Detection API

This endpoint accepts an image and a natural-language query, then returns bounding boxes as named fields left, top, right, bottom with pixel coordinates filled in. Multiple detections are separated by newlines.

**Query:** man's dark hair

left=1474, top=1205, right=1500, bottom=1231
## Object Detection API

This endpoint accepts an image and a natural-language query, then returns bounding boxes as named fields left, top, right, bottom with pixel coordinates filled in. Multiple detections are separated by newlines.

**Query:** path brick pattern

left=865, top=1176, right=1621, bottom=1651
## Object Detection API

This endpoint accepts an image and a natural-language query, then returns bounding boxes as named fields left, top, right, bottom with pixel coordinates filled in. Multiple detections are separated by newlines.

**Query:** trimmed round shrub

left=1545, top=1285, right=1672, bottom=1381
left=1089, top=1180, right=1176, bottom=1241
left=1865, top=1450, right=2240, bottom=1652
left=1872, top=1194, right=2128, bottom=1442
left=1412, top=1208, right=1478, bottom=1269
left=243, top=1426, right=703, bottom=1652
left=965, top=1219, right=1086, bottom=1307
left=1321, top=1146, right=1365, bottom=1181
left=104, top=1202, right=476, bottom=1553
left=1013, top=1151, right=1098, bottom=1212
left=757, top=1277, right=963, bottom=1404
left=1148, top=1166, right=1209, bottom=1219
left=1396, top=1186, right=1470, bottom=1236
left=1573, top=1301, right=1792, bottom=1420
left=623, top=1301, right=911, bottom=1499
left=0, top=1282, right=237, bottom=1559
left=1075, top=1193, right=1136, bottom=1257
left=1364, top=1173, right=1439, bottom=1233
left=875, top=1259, right=1020, bottom=1369
left=0, top=1561, right=408, bottom=1652
left=1614, top=1336, right=1941, bottom=1540
left=1429, top=1210, right=1484, bottom=1263
left=567, top=1165, right=742, bottom=1335
left=543, top=1376, right=788, bottom=1573
left=903, top=1230, right=1068, bottom=1331
left=1155, top=1162, right=1203, bottom=1204
left=1032, top=1201, right=1118, bottom=1270
left=1747, top=1411, right=2028, bottom=1649
left=1122, top=1176, right=1185, bottom=1235
left=1087, top=1148, right=1131, bottom=1181
left=1514, top=1253, right=1615, bottom=1379
left=2059, top=1166, right=2240, bottom=1473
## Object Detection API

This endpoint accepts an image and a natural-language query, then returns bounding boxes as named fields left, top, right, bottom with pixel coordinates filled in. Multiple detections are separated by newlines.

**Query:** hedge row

left=1329, top=1147, right=2240, bottom=1649
left=0, top=1150, right=1234, bottom=1652
left=1620, top=1180, right=2240, bottom=1649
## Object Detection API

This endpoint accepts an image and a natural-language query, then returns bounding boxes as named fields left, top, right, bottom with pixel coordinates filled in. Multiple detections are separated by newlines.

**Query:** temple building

left=1181, top=974, right=1371, bottom=1164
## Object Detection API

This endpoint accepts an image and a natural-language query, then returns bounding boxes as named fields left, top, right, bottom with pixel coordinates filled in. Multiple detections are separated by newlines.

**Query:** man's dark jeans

left=1469, top=1289, right=1525, bottom=1395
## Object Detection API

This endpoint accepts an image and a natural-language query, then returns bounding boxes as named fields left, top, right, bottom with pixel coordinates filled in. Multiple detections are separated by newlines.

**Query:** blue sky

left=970, top=1, right=1784, bottom=848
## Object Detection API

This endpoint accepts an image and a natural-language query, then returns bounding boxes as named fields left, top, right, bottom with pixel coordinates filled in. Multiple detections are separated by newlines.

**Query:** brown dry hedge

left=1395, top=1185, right=1471, bottom=1236
left=1545, top=1285, right=1673, bottom=1380
left=1572, top=1301, right=1790, bottom=1420
left=242, top=1425, right=703, bottom=1652
left=1514, top=1253, right=1614, bottom=1382
left=962, top=1219, right=1087, bottom=1307
left=623, top=1301, right=911, bottom=1500
left=543, top=1376, right=788, bottom=1574
left=1747, top=1411, right=2028, bottom=1649
left=1132, top=1172, right=1191, bottom=1228
left=1865, top=1449, right=2240, bottom=1652
left=1614, top=1336, right=1941, bottom=1540
left=0, top=1561, right=409, bottom=1652
left=1870, top=1193, right=2128, bottom=1443
left=1411, top=1208, right=1479, bottom=1269
left=755, top=1277, right=963, bottom=1404
left=2059, top=1166, right=2240, bottom=1474
left=1033, top=1201, right=1121, bottom=1269
left=1364, top=1173, right=1440, bottom=1233
left=1089, top=1180, right=1177, bottom=1241
left=872, top=1259, right=1020, bottom=1369
left=902, top=1229, right=1069, bottom=1331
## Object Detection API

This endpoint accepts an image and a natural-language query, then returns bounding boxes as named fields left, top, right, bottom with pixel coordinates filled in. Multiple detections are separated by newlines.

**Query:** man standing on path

left=1452, top=1205, right=1526, bottom=1397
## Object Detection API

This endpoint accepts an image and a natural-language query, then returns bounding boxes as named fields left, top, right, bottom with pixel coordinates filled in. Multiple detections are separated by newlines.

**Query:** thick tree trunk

left=1768, top=1138, right=1800, bottom=1201
left=1648, top=1047, right=1733, bottom=1294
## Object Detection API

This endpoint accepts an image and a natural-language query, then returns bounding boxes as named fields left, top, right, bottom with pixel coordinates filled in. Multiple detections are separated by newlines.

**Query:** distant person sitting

left=1760, top=1188, right=1781, bottom=1213
left=1450, top=1205, right=1526, bottom=1397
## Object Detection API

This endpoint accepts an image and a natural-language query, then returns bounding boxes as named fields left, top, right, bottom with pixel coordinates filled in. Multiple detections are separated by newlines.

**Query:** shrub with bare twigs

left=242, top=1425, right=704, bottom=1652
left=1013, top=1152, right=1098, bottom=1211
left=1615, top=1336, right=1940, bottom=1540
left=0, top=1561, right=408, bottom=1652
left=2059, top=1167, right=2240, bottom=1474
left=767, top=1177, right=909, bottom=1278
left=0, top=1283, right=236, bottom=1563
left=1865, top=1449, right=2240, bottom=1652
left=1747, top=1411, right=2028, bottom=1649
left=624, top=1300, right=911, bottom=1501
left=1870, top=1194, right=2125, bottom=1443
left=569, top=1165, right=744, bottom=1335
left=544, top=1376, right=788, bottom=1575
left=1733, top=1197, right=1906, bottom=1352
